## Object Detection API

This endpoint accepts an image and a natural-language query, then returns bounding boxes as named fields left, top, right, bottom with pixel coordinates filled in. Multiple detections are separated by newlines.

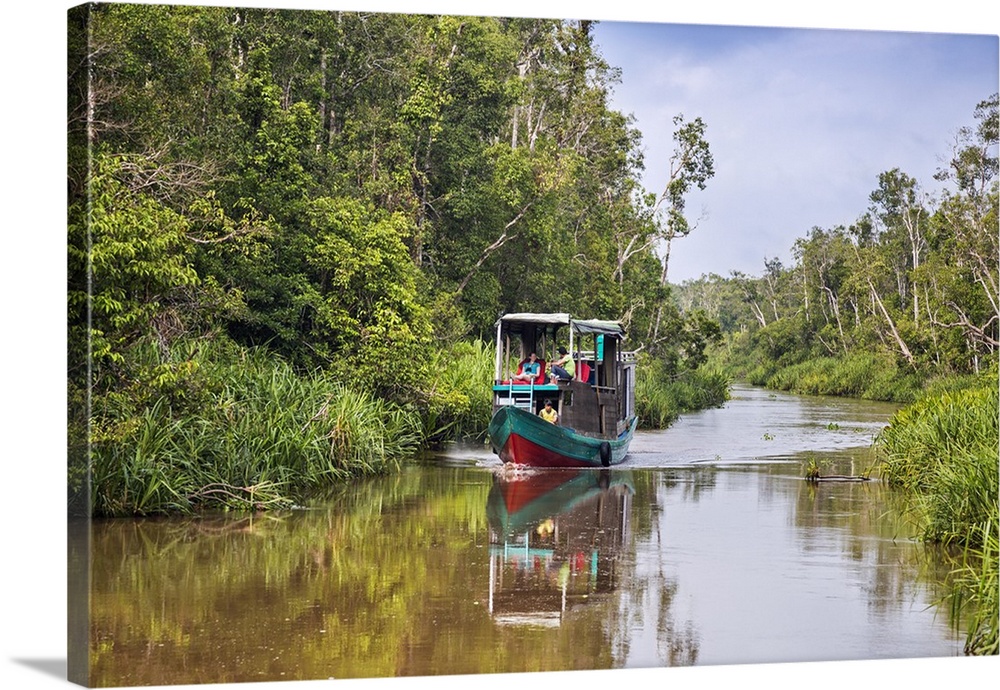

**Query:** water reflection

left=629, top=385, right=900, bottom=466
left=486, top=469, right=632, bottom=626
left=619, top=467, right=964, bottom=667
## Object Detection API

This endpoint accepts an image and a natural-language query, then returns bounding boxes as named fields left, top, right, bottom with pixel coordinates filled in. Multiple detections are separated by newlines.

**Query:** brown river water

left=76, top=386, right=967, bottom=686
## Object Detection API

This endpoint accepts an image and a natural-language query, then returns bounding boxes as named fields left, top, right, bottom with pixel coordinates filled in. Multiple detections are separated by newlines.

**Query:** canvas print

left=66, top=1, right=998, bottom=687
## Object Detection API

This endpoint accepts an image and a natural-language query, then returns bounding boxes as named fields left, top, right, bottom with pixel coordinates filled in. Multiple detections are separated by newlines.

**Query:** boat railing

left=574, top=350, right=639, bottom=363
left=495, top=378, right=558, bottom=412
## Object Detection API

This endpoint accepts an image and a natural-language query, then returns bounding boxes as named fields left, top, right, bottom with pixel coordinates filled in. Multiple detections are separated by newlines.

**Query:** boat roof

left=574, top=319, right=625, bottom=337
left=497, top=312, right=625, bottom=338
left=498, top=312, right=571, bottom=326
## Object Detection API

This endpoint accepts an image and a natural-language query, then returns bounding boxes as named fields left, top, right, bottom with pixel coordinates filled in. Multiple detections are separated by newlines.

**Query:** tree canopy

left=69, top=5, right=716, bottom=396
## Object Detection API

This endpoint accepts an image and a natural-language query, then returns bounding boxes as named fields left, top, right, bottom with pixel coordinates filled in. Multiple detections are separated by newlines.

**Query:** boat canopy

left=572, top=319, right=625, bottom=338
left=496, top=313, right=624, bottom=339
left=498, top=312, right=571, bottom=327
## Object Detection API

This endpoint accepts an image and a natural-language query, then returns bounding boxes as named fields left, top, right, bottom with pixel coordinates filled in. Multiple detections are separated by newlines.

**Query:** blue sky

left=591, top=21, right=999, bottom=282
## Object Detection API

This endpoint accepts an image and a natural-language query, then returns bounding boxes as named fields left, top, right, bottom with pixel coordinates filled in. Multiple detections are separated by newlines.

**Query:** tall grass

left=91, top=340, right=421, bottom=516
left=876, top=387, right=998, bottom=501
left=764, top=353, right=923, bottom=402
left=875, top=384, right=999, bottom=654
left=421, top=339, right=494, bottom=442
left=636, top=362, right=730, bottom=429
left=949, top=524, right=999, bottom=656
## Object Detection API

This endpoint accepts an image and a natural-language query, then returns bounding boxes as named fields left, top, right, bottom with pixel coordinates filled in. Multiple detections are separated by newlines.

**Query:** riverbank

left=875, top=384, right=999, bottom=655
left=78, top=338, right=425, bottom=517
left=723, top=347, right=996, bottom=405
left=77, top=335, right=727, bottom=517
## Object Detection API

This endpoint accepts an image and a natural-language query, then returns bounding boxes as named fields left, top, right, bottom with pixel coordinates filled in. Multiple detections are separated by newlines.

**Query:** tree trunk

left=867, top=277, right=915, bottom=366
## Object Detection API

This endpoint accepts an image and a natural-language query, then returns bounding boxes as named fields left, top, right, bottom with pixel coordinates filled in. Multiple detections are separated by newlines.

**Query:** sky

left=591, top=21, right=999, bottom=283
left=1, top=3, right=998, bottom=690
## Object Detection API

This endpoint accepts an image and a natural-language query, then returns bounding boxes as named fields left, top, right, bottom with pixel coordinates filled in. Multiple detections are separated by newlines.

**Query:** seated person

left=548, top=347, right=575, bottom=383
left=538, top=399, right=558, bottom=424
left=513, top=352, right=541, bottom=383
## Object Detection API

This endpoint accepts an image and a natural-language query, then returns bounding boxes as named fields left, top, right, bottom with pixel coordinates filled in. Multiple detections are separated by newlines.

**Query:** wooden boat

left=488, top=313, right=638, bottom=467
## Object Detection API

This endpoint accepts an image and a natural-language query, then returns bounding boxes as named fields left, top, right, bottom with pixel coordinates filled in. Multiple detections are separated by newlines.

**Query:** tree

left=648, top=114, right=715, bottom=346
left=929, top=93, right=999, bottom=370
left=304, top=197, right=431, bottom=395
left=868, top=168, right=929, bottom=325
left=651, top=114, right=715, bottom=284
left=71, top=153, right=201, bottom=368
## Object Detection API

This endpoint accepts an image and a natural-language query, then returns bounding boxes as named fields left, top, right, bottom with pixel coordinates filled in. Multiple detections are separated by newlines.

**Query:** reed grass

left=876, top=386, right=998, bottom=498
left=636, top=361, right=730, bottom=429
left=420, top=339, right=494, bottom=443
left=875, top=384, right=999, bottom=654
left=90, top=338, right=422, bottom=516
left=947, top=524, right=999, bottom=656
left=764, top=353, right=922, bottom=402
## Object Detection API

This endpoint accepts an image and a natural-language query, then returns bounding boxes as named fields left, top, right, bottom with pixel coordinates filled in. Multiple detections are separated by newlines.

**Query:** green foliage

left=90, top=338, right=422, bottom=516
left=947, top=524, right=998, bottom=656
left=420, top=339, right=496, bottom=442
left=70, top=5, right=732, bottom=515
left=875, top=384, right=999, bottom=655
left=70, top=153, right=201, bottom=366
left=876, top=385, right=998, bottom=505
left=764, top=353, right=922, bottom=402
left=304, top=196, right=431, bottom=394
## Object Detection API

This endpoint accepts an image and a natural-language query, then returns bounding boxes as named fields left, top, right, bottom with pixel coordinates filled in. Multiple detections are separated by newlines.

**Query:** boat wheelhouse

left=487, top=313, right=638, bottom=467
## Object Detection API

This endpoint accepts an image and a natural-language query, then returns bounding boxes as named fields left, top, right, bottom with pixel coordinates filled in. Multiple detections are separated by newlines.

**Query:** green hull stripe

left=488, top=406, right=636, bottom=463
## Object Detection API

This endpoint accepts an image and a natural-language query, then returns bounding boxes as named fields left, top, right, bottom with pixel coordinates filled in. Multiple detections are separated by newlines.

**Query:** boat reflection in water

left=485, top=468, right=633, bottom=627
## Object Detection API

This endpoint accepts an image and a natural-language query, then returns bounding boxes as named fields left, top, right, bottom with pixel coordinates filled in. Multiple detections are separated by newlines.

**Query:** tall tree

left=868, top=168, right=929, bottom=325
left=648, top=114, right=715, bottom=346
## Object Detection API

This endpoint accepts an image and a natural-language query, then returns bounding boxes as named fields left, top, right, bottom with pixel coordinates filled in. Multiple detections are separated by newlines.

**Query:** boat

left=487, top=312, right=638, bottom=467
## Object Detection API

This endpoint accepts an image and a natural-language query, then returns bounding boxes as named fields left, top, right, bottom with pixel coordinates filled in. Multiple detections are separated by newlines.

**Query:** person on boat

left=513, top=352, right=541, bottom=383
left=539, top=399, right=558, bottom=424
left=548, top=347, right=575, bottom=383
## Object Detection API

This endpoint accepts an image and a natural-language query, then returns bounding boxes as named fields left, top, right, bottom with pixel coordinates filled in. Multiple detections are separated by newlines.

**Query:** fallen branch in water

left=805, top=474, right=873, bottom=483
left=189, top=482, right=294, bottom=510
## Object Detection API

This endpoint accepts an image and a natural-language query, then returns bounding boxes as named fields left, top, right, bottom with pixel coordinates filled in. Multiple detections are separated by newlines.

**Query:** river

left=79, top=385, right=966, bottom=686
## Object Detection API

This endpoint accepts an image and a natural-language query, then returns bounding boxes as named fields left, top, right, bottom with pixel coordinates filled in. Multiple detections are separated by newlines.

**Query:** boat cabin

left=492, top=313, right=637, bottom=441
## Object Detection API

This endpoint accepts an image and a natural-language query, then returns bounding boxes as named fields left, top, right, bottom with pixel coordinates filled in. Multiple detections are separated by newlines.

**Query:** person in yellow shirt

left=539, top=399, right=558, bottom=424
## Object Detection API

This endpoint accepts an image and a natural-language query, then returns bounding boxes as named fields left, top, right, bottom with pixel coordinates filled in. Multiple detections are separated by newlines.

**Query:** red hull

left=500, top=432, right=595, bottom=468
